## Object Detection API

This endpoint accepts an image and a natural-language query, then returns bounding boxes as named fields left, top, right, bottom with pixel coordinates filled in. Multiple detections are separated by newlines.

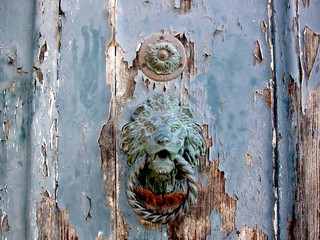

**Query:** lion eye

left=171, top=124, right=181, bottom=133
left=145, top=124, right=156, bottom=133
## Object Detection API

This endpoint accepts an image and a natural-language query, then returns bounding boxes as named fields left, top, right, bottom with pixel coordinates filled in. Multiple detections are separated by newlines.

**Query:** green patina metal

left=144, top=40, right=181, bottom=75
left=120, top=93, right=206, bottom=222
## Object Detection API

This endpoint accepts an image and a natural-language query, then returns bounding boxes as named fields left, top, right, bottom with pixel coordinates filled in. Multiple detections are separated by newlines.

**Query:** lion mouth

left=145, top=150, right=177, bottom=194
left=157, top=150, right=171, bottom=159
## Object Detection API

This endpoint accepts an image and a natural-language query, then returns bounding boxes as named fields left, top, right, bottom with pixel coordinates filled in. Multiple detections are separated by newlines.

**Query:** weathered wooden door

left=1, top=0, right=319, bottom=239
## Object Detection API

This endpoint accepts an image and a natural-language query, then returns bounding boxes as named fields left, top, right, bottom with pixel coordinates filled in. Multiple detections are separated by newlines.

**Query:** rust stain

left=303, top=26, right=320, bottom=78
left=254, top=40, right=263, bottom=64
left=167, top=126, right=237, bottom=239
left=36, top=191, right=78, bottom=240
left=135, top=186, right=185, bottom=214
left=262, top=88, right=272, bottom=108
left=1, top=214, right=10, bottom=232
left=237, top=224, right=269, bottom=240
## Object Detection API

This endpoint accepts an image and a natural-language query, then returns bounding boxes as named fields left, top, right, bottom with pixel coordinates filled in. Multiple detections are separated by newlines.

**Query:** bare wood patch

left=299, top=84, right=320, bottom=240
left=36, top=191, right=78, bottom=240
left=38, top=41, right=48, bottom=64
left=246, top=153, right=254, bottom=165
left=1, top=214, right=10, bottom=232
left=174, top=0, right=192, bottom=14
left=303, top=26, right=320, bottom=78
left=254, top=40, right=263, bottom=64
left=8, top=81, right=15, bottom=93
left=41, top=142, right=49, bottom=178
left=3, top=121, right=11, bottom=141
left=262, top=88, right=272, bottom=108
left=167, top=126, right=237, bottom=238
left=33, top=67, right=44, bottom=84
left=175, top=34, right=196, bottom=77
left=237, top=224, right=269, bottom=240
left=98, top=33, right=137, bottom=238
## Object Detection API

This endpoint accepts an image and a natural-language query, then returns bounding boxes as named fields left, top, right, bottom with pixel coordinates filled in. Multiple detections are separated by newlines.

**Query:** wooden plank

left=292, top=1, right=320, bottom=239
left=299, top=85, right=320, bottom=239
left=0, top=1, right=35, bottom=239
left=51, top=0, right=112, bottom=239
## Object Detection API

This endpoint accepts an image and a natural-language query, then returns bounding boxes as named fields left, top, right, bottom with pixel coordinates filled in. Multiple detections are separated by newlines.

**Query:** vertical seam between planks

left=268, top=0, right=280, bottom=239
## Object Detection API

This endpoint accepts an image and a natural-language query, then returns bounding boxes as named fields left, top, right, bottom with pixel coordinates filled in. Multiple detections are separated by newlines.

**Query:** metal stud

left=138, top=33, right=186, bottom=81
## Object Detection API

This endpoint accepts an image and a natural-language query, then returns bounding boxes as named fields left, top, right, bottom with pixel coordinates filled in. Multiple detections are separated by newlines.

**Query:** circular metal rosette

left=138, top=33, right=186, bottom=82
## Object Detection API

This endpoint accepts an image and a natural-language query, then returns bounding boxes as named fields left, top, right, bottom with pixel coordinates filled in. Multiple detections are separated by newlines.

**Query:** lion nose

left=157, top=137, right=170, bottom=145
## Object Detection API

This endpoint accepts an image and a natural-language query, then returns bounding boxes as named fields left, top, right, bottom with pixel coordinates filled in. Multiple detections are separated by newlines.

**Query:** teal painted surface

left=57, top=0, right=111, bottom=239
left=1, top=0, right=112, bottom=239
left=0, top=0, right=35, bottom=239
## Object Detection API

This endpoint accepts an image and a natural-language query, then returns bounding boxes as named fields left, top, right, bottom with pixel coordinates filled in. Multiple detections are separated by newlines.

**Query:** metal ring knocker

left=121, top=93, right=206, bottom=224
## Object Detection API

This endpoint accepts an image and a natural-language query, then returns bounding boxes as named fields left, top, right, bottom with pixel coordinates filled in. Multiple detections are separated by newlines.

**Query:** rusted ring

left=126, top=154, right=197, bottom=224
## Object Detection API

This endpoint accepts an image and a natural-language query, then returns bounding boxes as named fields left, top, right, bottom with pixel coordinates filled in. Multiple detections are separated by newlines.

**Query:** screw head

left=157, top=49, right=170, bottom=61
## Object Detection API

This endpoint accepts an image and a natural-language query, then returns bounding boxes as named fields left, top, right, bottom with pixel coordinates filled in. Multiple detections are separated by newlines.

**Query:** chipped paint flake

left=1, top=214, right=10, bottom=232
left=262, top=88, right=272, bottom=108
left=303, top=26, right=320, bottom=78
left=36, top=193, right=78, bottom=239
left=237, top=224, right=269, bottom=240
left=33, top=66, right=44, bottom=84
left=96, top=231, right=105, bottom=240
left=254, top=40, right=263, bottom=64
left=41, top=142, right=48, bottom=178
left=3, top=121, right=11, bottom=140
left=246, top=153, right=254, bottom=165
left=38, top=41, right=49, bottom=64
left=261, top=20, right=268, bottom=43
left=174, top=0, right=192, bottom=13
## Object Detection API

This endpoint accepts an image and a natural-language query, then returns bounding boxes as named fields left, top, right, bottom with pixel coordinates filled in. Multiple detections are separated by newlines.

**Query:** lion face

left=121, top=93, right=206, bottom=196
left=143, top=115, right=187, bottom=156
left=141, top=115, right=187, bottom=194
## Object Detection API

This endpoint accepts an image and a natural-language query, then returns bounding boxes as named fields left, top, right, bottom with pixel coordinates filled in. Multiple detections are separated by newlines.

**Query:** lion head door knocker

left=138, top=34, right=186, bottom=81
left=120, top=93, right=206, bottom=224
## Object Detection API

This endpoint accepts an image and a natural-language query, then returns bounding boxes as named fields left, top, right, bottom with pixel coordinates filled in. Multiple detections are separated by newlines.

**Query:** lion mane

left=120, top=93, right=206, bottom=168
